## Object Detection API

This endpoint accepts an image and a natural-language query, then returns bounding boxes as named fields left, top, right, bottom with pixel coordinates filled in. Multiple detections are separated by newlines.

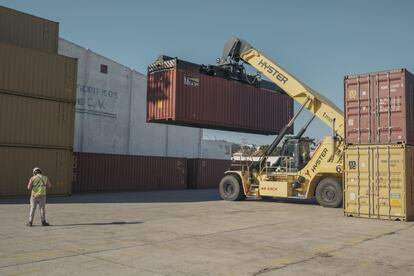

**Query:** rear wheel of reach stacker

left=315, top=177, right=342, bottom=208
left=219, top=175, right=246, bottom=201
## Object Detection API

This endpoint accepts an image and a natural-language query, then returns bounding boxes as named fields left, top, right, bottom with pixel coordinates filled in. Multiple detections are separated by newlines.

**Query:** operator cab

left=272, top=136, right=314, bottom=172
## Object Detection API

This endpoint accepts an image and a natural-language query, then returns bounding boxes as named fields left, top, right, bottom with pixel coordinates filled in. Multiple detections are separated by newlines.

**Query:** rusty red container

left=344, top=68, right=414, bottom=145
left=147, top=57, right=293, bottom=135
left=73, top=152, right=187, bottom=193
left=187, top=159, right=231, bottom=189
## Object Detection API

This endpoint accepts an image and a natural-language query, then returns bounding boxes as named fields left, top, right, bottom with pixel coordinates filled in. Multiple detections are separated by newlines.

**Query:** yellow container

left=0, top=92, right=75, bottom=148
left=0, top=43, right=77, bottom=103
left=344, top=144, right=414, bottom=221
left=0, top=6, right=59, bottom=53
left=0, top=146, right=73, bottom=197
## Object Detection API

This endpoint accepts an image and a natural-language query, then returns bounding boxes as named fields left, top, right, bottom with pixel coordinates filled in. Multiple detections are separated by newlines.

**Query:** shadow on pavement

left=248, top=197, right=319, bottom=205
left=51, top=221, right=144, bottom=227
left=0, top=189, right=221, bottom=204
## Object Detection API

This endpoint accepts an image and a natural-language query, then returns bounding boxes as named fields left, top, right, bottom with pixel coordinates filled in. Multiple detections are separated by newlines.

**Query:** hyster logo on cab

left=311, top=148, right=328, bottom=173
left=258, top=59, right=288, bottom=84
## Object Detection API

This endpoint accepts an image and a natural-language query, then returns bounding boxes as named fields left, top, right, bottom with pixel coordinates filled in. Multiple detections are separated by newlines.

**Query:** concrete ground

left=0, top=189, right=413, bottom=276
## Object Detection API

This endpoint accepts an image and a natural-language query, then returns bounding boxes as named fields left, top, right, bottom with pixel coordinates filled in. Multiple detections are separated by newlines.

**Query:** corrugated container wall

left=147, top=58, right=293, bottom=135
left=0, top=43, right=77, bottom=102
left=0, top=146, right=73, bottom=197
left=0, top=93, right=74, bottom=148
left=0, top=6, right=58, bottom=53
left=73, top=152, right=187, bottom=193
left=344, top=144, right=414, bottom=221
left=0, top=8, right=76, bottom=197
left=187, top=159, right=231, bottom=189
left=344, top=69, right=414, bottom=145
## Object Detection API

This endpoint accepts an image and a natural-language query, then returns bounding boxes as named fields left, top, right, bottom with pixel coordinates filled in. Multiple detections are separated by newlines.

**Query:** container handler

left=217, top=37, right=344, bottom=207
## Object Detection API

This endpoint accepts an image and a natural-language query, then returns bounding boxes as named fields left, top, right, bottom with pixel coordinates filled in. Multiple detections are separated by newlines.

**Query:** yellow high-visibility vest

left=31, top=175, right=48, bottom=197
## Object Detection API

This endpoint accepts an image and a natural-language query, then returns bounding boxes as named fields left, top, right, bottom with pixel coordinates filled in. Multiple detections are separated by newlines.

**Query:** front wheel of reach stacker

left=219, top=175, right=246, bottom=201
left=315, top=177, right=342, bottom=208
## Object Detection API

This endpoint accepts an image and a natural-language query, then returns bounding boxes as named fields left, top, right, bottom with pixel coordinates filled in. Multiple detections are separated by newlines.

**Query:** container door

left=372, top=146, right=405, bottom=219
left=345, top=146, right=373, bottom=216
left=358, top=147, right=375, bottom=216
left=405, top=147, right=414, bottom=220
left=373, top=72, right=405, bottom=143
left=406, top=72, right=414, bottom=145
left=186, top=160, right=198, bottom=189
left=345, top=76, right=373, bottom=144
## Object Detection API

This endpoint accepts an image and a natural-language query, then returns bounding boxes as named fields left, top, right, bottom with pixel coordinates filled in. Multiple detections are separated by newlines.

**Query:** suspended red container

left=147, top=57, right=293, bottom=135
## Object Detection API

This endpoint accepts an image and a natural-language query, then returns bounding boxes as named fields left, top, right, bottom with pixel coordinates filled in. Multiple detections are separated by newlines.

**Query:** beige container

left=0, top=146, right=73, bottom=197
left=0, top=43, right=77, bottom=102
left=344, top=144, right=414, bottom=221
left=0, top=92, right=75, bottom=148
left=0, top=6, right=59, bottom=53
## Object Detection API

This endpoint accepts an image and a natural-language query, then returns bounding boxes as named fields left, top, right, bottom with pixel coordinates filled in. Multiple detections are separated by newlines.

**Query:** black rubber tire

left=315, top=177, right=342, bottom=208
left=219, top=175, right=246, bottom=201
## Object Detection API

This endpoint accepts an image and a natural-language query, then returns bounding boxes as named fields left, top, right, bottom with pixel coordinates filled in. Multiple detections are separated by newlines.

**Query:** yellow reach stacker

left=217, top=37, right=345, bottom=207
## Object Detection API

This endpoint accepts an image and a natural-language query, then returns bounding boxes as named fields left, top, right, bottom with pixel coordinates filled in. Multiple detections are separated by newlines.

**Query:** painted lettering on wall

left=76, top=84, right=118, bottom=118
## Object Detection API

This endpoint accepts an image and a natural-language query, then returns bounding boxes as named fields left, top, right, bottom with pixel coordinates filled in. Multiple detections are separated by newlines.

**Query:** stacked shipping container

left=0, top=6, right=76, bottom=197
left=344, top=69, right=414, bottom=145
left=73, top=153, right=231, bottom=193
left=0, top=147, right=73, bottom=196
left=344, top=144, right=414, bottom=221
left=343, top=69, right=414, bottom=221
left=73, top=153, right=187, bottom=193
left=187, top=159, right=231, bottom=189
left=0, top=43, right=77, bottom=102
left=0, top=6, right=58, bottom=53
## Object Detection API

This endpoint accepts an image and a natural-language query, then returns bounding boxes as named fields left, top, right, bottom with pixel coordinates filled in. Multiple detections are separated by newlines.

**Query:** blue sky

left=2, top=0, right=414, bottom=145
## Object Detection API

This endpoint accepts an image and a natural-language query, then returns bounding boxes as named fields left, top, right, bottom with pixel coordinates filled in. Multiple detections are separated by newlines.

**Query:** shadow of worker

left=51, top=221, right=144, bottom=227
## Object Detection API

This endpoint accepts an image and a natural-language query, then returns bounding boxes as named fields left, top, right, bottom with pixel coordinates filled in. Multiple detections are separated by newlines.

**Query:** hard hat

left=33, top=167, right=42, bottom=174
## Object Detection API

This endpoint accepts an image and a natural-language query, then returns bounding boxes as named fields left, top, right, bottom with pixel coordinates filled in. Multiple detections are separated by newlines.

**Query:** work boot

left=26, top=222, right=32, bottom=227
left=41, top=221, right=50, bottom=226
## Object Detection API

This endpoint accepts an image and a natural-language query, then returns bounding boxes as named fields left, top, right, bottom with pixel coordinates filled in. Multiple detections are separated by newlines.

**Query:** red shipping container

left=73, top=152, right=187, bottom=193
left=344, top=69, right=414, bottom=145
left=147, top=57, right=293, bottom=135
left=187, top=159, right=231, bottom=189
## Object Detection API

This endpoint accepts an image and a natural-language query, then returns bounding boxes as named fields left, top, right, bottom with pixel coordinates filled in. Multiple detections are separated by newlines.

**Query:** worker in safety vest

left=26, top=167, right=52, bottom=226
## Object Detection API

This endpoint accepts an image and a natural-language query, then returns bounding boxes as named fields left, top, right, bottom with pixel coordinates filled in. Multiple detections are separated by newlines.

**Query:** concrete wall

left=200, top=140, right=231, bottom=160
left=58, top=38, right=201, bottom=158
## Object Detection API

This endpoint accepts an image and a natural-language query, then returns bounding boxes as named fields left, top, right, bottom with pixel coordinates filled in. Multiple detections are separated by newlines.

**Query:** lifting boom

left=218, top=37, right=344, bottom=138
